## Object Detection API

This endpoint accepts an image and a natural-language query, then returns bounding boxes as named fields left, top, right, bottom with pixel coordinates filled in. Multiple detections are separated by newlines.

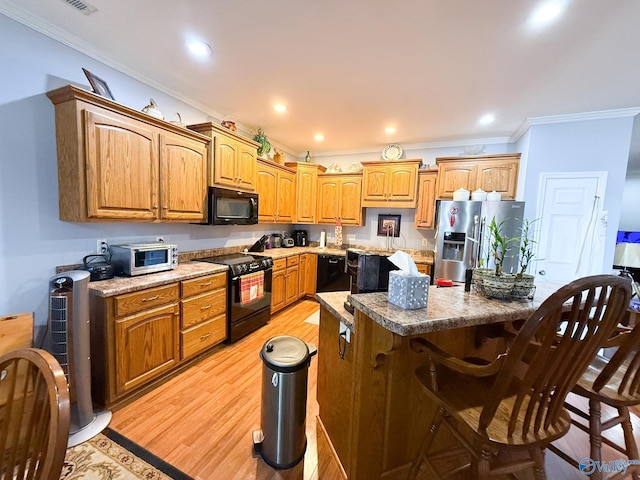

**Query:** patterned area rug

left=61, top=428, right=192, bottom=480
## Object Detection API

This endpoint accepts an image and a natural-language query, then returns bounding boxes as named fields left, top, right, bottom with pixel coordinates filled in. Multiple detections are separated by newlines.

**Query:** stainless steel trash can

left=253, top=335, right=317, bottom=469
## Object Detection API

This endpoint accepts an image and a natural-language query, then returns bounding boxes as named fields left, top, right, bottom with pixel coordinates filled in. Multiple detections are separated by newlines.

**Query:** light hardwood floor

left=109, top=298, right=640, bottom=480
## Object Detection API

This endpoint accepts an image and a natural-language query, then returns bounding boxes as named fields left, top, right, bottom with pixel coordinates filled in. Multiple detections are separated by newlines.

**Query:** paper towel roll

left=320, top=230, right=326, bottom=248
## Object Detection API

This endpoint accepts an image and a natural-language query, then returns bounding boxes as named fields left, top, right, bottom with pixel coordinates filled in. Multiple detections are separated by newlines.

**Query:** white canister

left=452, top=188, right=470, bottom=201
left=319, top=230, right=327, bottom=248
left=486, top=190, right=502, bottom=201
left=471, top=189, right=487, bottom=201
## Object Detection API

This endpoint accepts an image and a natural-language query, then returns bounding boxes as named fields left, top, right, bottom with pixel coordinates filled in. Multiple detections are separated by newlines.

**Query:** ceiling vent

left=61, top=0, right=98, bottom=15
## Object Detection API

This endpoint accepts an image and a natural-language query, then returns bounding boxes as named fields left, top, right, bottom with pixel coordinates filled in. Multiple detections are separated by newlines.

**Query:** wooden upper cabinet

left=159, top=132, right=208, bottom=222
left=47, top=85, right=210, bottom=222
left=85, top=110, right=158, bottom=220
left=285, top=162, right=327, bottom=224
left=256, top=159, right=296, bottom=224
left=435, top=153, right=521, bottom=200
left=361, top=159, right=421, bottom=208
left=276, top=170, right=296, bottom=223
left=414, top=170, right=438, bottom=229
left=187, top=122, right=259, bottom=192
left=317, top=174, right=363, bottom=226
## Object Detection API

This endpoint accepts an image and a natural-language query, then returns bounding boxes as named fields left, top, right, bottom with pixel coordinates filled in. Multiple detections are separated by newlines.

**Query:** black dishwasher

left=316, top=254, right=350, bottom=292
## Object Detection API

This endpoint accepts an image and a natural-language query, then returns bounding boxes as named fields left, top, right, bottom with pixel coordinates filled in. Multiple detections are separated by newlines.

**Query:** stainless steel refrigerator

left=434, top=200, right=525, bottom=283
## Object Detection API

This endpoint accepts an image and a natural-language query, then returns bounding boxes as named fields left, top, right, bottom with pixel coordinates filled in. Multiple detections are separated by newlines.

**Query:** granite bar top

left=88, top=262, right=229, bottom=297
left=345, top=281, right=564, bottom=336
left=315, top=291, right=355, bottom=330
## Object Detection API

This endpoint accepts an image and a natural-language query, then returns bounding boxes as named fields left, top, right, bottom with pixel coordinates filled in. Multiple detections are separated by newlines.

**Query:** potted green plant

left=512, top=218, right=540, bottom=298
left=473, top=216, right=518, bottom=299
left=252, top=128, right=271, bottom=158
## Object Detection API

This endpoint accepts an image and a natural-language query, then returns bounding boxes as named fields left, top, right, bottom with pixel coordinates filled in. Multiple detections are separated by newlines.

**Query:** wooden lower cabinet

left=115, top=302, right=179, bottom=395
left=271, top=255, right=301, bottom=313
left=299, top=253, right=317, bottom=298
left=90, top=273, right=228, bottom=408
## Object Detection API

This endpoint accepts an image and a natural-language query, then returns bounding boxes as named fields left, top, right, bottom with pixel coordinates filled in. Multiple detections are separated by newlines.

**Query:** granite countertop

left=316, top=281, right=564, bottom=337
left=315, top=291, right=355, bottom=330
left=259, top=246, right=433, bottom=265
left=88, top=262, right=229, bottom=297
left=85, top=246, right=434, bottom=298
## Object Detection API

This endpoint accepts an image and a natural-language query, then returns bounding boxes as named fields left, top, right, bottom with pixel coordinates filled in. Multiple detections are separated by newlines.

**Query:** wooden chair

left=548, top=319, right=640, bottom=480
left=407, top=274, right=632, bottom=480
left=0, top=348, right=71, bottom=480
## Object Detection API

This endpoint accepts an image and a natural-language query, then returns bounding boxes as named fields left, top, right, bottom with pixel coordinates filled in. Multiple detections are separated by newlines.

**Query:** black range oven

left=197, top=253, right=273, bottom=342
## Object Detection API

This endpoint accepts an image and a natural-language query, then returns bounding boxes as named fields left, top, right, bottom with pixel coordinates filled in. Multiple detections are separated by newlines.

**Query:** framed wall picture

left=377, top=214, right=401, bottom=237
left=82, top=68, right=115, bottom=100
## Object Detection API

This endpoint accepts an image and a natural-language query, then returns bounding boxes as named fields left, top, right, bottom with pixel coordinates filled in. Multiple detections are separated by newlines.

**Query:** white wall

left=0, top=13, right=636, bottom=332
left=522, top=118, right=634, bottom=271
left=619, top=175, right=640, bottom=231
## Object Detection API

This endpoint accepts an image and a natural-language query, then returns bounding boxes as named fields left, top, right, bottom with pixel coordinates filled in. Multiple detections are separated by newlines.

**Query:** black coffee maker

left=293, top=230, right=309, bottom=246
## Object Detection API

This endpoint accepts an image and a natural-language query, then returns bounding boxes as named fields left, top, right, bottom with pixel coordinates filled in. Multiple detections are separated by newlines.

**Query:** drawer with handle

left=181, top=272, right=227, bottom=298
left=180, top=288, right=226, bottom=329
left=114, top=283, right=180, bottom=318
left=181, top=314, right=226, bottom=359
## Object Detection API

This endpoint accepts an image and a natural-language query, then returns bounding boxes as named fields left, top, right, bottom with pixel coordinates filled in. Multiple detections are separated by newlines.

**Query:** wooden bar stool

left=408, top=275, right=631, bottom=480
left=549, top=319, right=640, bottom=480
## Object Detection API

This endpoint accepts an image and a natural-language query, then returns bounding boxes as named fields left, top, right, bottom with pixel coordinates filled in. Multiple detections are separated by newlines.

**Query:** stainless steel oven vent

left=60, top=0, right=98, bottom=15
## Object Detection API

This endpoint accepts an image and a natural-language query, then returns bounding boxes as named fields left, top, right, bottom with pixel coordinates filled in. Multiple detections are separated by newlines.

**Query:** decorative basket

left=473, top=269, right=535, bottom=300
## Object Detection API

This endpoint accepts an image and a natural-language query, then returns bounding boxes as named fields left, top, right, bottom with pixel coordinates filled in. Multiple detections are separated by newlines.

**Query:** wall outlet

left=156, top=236, right=165, bottom=243
left=421, top=238, right=429, bottom=247
left=97, top=239, right=109, bottom=254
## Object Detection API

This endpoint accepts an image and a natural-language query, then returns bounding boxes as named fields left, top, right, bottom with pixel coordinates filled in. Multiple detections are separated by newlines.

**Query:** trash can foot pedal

left=252, top=430, right=264, bottom=455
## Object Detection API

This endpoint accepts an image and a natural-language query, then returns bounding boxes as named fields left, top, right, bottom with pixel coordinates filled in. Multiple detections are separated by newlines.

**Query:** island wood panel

left=335, top=309, right=508, bottom=480
left=317, top=306, right=356, bottom=474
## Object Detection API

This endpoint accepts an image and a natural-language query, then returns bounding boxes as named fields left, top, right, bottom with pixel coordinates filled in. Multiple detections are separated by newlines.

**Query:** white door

left=536, top=172, right=608, bottom=283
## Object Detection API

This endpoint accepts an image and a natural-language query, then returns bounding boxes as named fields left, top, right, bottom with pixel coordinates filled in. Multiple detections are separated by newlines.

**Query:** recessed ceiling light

left=478, top=113, right=496, bottom=126
left=528, top=1, right=566, bottom=27
left=187, top=40, right=212, bottom=58
left=273, top=104, right=287, bottom=113
left=314, top=134, right=325, bottom=142
left=385, top=127, right=396, bottom=134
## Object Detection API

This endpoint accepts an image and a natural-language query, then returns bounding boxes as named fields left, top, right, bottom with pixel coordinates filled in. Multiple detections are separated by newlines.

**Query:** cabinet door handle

left=200, top=305, right=212, bottom=310
left=200, top=281, right=212, bottom=287
left=152, top=205, right=158, bottom=210
left=162, top=205, right=168, bottom=209
left=200, top=332, right=212, bottom=340
left=142, top=295, right=159, bottom=302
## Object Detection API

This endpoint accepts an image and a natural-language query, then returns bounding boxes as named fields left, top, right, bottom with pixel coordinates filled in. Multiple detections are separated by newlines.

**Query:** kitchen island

left=315, top=282, right=563, bottom=480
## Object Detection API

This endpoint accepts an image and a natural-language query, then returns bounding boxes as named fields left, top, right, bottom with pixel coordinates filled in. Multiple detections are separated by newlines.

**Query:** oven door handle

left=231, top=267, right=272, bottom=282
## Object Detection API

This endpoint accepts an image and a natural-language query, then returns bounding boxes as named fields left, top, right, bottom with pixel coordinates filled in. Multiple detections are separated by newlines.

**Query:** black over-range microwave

left=204, top=187, right=259, bottom=225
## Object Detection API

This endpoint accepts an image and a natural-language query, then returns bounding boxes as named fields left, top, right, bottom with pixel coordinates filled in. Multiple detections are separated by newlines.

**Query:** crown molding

left=511, top=107, right=640, bottom=142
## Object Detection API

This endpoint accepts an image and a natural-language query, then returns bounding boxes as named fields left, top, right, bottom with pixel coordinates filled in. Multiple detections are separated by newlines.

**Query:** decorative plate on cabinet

left=382, top=144, right=403, bottom=161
